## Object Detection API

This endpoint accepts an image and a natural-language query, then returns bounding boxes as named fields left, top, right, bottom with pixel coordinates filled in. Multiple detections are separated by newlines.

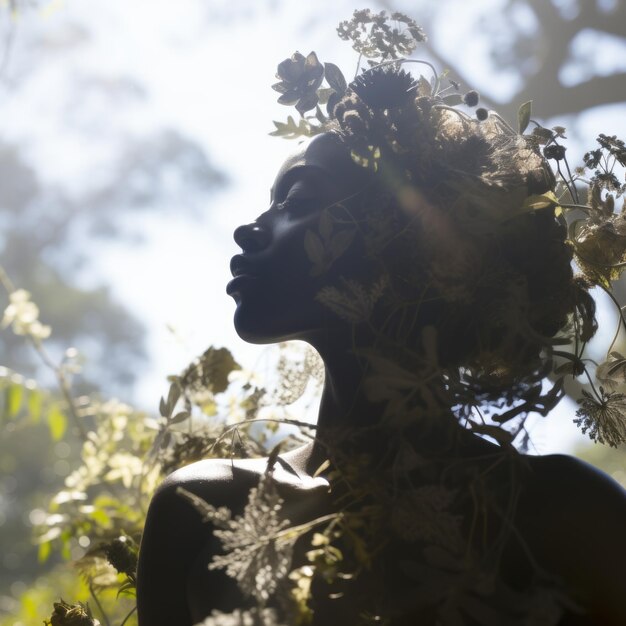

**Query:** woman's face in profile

left=228, top=133, right=371, bottom=344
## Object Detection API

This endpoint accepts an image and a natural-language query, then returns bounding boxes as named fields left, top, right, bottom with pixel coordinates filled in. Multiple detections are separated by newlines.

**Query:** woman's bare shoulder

left=155, top=444, right=328, bottom=511
left=525, top=452, right=626, bottom=504
left=520, top=452, right=626, bottom=623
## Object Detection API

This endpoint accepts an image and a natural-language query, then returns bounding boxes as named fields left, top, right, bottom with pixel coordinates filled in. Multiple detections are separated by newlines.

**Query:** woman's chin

left=232, top=304, right=291, bottom=345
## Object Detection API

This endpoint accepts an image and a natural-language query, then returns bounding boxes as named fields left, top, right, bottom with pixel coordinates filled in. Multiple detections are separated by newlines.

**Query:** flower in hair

left=272, top=51, right=324, bottom=115
left=350, top=66, right=417, bottom=110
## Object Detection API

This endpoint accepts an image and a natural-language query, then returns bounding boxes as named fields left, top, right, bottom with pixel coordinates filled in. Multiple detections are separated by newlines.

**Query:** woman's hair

left=271, top=19, right=626, bottom=444
left=328, top=67, right=597, bottom=424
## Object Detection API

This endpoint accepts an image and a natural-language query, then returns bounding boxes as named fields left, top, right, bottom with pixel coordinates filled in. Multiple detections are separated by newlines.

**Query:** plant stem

left=119, top=605, right=137, bottom=626
left=89, top=582, right=111, bottom=626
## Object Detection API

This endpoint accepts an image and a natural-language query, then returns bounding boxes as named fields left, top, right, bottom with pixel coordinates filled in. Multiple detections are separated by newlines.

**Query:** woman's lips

left=229, top=254, right=256, bottom=278
left=226, top=274, right=258, bottom=295
left=227, top=255, right=259, bottom=295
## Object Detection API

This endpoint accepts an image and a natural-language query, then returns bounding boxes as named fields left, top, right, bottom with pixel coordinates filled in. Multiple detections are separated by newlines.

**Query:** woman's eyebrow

left=271, top=165, right=332, bottom=202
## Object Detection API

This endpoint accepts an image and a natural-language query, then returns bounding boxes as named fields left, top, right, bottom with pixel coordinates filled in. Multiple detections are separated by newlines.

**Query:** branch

left=512, top=71, right=626, bottom=120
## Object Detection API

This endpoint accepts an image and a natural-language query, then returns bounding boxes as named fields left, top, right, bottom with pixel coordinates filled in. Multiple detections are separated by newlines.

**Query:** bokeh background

left=1, top=0, right=625, bottom=622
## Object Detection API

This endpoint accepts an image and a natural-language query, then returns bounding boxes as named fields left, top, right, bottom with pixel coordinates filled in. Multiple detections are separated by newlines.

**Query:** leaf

left=469, top=423, right=513, bottom=445
left=304, top=230, right=325, bottom=264
left=266, top=441, right=283, bottom=473
left=521, top=191, right=559, bottom=211
left=313, top=459, right=331, bottom=477
left=295, top=91, right=319, bottom=115
left=6, top=383, right=23, bottom=418
left=199, top=347, right=240, bottom=394
left=38, top=540, right=51, bottom=563
left=48, top=404, right=68, bottom=441
left=324, top=62, right=347, bottom=94
left=442, top=93, right=463, bottom=106
left=270, top=116, right=313, bottom=140
left=326, top=91, right=341, bottom=117
left=28, top=389, right=42, bottom=422
left=169, top=410, right=190, bottom=425
left=166, top=382, right=181, bottom=415
left=159, top=397, right=167, bottom=418
left=518, top=100, right=532, bottom=134
left=314, top=105, right=326, bottom=124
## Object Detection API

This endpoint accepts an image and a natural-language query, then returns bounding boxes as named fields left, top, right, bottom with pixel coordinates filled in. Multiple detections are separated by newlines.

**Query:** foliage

left=0, top=269, right=323, bottom=624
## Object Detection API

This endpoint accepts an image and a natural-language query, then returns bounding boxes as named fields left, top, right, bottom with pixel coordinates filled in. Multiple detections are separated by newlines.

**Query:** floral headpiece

left=269, top=9, right=626, bottom=449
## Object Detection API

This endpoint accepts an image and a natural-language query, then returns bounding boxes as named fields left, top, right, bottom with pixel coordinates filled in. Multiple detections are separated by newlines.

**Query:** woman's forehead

left=270, top=133, right=370, bottom=198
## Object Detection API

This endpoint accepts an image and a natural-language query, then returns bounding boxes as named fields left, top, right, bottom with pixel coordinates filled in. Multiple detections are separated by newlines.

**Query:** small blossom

left=2, top=289, right=51, bottom=340
left=543, top=144, right=566, bottom=161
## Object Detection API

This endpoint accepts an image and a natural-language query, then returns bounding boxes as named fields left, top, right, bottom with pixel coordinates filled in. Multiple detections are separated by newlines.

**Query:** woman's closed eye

left=275, top=181, right=323, bottom=212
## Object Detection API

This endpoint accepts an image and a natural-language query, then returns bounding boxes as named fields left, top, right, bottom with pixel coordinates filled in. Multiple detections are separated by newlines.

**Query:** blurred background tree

left=378, top=0, right=626, bottom=121
left=0, top=0, right=624, bottom=623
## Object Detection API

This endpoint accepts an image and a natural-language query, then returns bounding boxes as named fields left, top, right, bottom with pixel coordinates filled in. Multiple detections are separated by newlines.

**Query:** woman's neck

left=304, top=331, right=480, bottom=474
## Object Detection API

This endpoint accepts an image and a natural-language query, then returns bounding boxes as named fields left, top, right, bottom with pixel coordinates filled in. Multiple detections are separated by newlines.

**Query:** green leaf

left=6, top=383, right=23, bottom=418
left=90, top=508, right=111, bottom=527
left=27, top=389, right=42, bottom=422
left=166, top=382, right=181, bottom=415
left=48, top=404, right=68, bottom=441
left=38, top=540, right=51, bottom=563
left=169, top=410, right=190, bottom=425
left=521, top=191, right=559, bottom=211
left=517, top=100, right=532, bottom=134
left=324, top=62, right=347, bottom=95
left=269, top=116, right=313, bottom=139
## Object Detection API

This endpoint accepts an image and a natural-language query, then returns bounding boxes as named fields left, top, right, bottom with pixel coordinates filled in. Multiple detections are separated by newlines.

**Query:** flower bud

left=463, top=90, right=479, bottom=107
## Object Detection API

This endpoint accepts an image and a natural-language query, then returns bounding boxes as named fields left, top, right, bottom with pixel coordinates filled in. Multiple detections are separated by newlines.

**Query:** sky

left=2, top=0, right=626, bottom=454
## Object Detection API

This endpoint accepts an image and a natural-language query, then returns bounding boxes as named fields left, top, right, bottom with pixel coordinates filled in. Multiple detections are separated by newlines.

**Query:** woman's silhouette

left=137, top=45, right=626, bottom=625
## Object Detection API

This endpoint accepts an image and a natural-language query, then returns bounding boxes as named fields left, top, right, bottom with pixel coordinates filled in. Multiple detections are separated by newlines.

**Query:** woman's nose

left=233, top=221, right=270, bottom=253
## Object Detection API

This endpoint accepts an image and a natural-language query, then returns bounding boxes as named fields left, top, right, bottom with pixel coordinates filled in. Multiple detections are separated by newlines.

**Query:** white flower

left=2, top=289, right=51, bottom=340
